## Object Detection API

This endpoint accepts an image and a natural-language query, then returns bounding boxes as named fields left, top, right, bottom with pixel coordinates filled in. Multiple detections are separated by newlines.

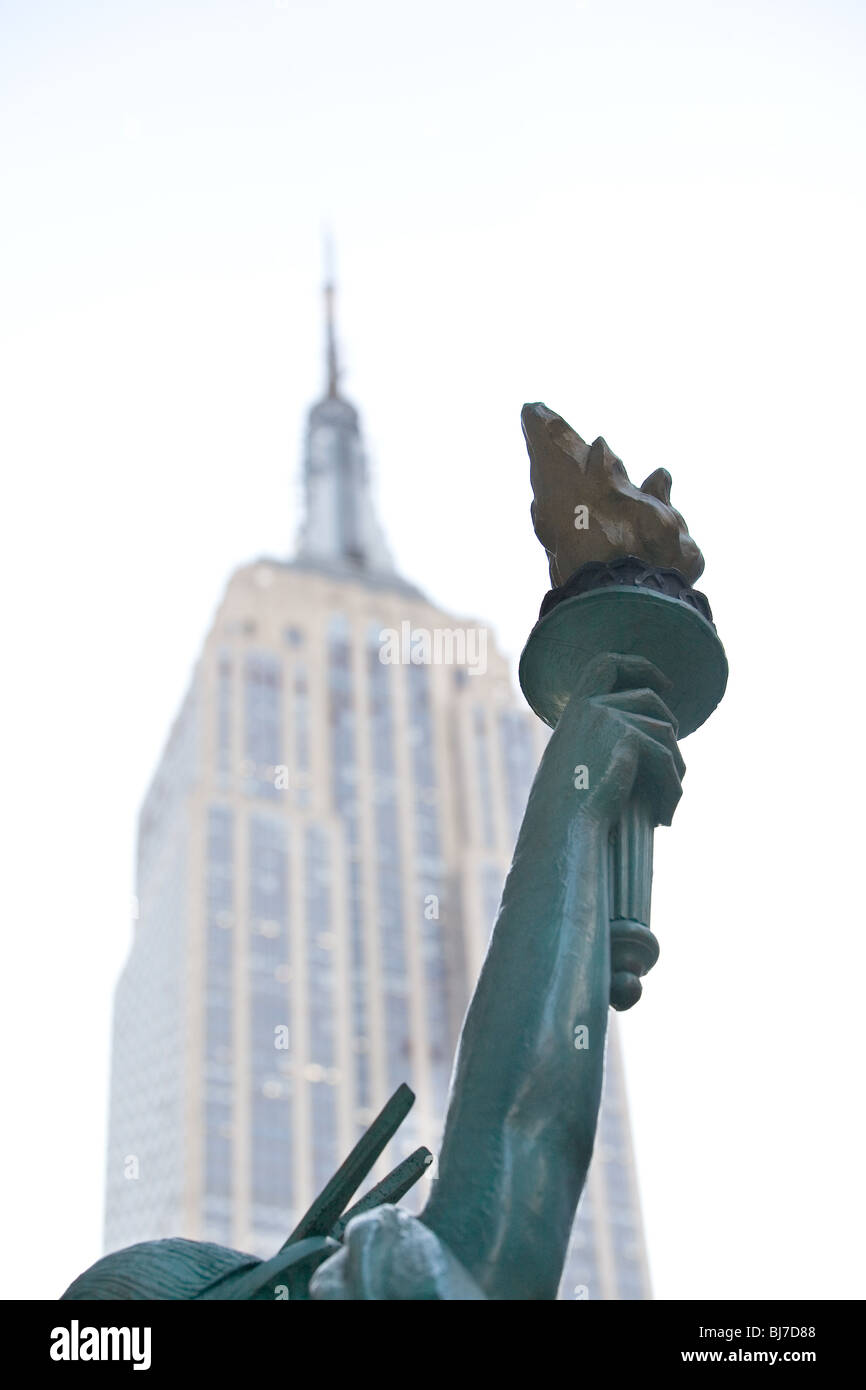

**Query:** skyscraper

left=104, top=280, right=652, bottom=1299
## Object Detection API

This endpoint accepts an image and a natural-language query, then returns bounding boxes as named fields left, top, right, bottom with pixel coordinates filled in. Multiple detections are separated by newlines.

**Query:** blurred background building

left=103, top=281, right=652, bottom=1300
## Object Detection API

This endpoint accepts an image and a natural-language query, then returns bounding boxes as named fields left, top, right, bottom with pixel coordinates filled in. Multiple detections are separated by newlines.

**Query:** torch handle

left=608, top=794, right=660, bottom=1010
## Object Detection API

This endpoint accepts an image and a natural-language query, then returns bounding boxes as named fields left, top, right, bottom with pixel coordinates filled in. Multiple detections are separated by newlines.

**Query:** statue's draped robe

left=59, top=1207, right=486, bottom=1300
left=311, top=1207, right=486, bottom=1300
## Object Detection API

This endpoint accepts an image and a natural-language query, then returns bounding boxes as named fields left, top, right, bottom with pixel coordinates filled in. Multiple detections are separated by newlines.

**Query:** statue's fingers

left=593, top=687, right=680, bottom=741
left=610, top=710, right=685, bottom=782
left=595, top=715, right=685, bottom=824
left=626, top=725, right=684, bottom=826
left=573, top=653, right=673, bottom=704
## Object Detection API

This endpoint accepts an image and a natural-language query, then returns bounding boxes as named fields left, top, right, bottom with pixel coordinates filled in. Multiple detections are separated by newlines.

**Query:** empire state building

left=103, top=279, right=652, bottom=1300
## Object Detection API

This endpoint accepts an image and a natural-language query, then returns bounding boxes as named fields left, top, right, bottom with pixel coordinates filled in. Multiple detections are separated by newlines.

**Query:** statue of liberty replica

left=62, top=404, right=726, bottom=1301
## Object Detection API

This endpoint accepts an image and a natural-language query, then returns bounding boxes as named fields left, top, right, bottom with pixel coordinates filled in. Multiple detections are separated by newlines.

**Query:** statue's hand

left=550, top=652, right=685, bottom=828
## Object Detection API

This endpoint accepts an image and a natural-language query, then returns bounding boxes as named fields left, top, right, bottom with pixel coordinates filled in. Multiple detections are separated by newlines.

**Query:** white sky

left=1, top=0, right=864, bottom=1300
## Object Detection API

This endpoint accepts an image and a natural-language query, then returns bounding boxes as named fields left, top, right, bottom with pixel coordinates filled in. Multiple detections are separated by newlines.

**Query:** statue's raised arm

left=418, top=653, right=685, bottom=1299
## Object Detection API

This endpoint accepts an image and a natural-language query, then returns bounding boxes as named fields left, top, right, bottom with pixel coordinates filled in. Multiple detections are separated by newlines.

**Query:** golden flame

left=522, top=403, right=705, bottom=587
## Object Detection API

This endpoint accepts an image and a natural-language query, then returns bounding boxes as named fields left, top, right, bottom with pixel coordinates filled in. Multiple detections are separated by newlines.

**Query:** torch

left=518, top=404, right=727, bottom=1010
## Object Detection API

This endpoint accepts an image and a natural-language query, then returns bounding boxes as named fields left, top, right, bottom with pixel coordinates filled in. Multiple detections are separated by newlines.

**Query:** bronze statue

left=61, top=404, right=726, bottom=1301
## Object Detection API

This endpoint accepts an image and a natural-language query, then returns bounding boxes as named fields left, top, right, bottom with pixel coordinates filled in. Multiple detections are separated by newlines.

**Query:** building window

left=473, top=707, right=496, bottom=849
left=329, top=617, right=370, bottom=1116
left=305, top=824, right=339, bottom=1188
left=498, top=710, right=536, bottom=843
left=204, top=805, right=234, bottom=1239
left=293, top=662, right=311, bottom=808
left=407, top=660, right=451, bottom=1112
left=368, top=626, right=410, bottom=1099
left=216, top=650, right=232, bottom=781
left=249, top=815, right=293, bottom=1215
left=244, top=652, right=282, bottom=799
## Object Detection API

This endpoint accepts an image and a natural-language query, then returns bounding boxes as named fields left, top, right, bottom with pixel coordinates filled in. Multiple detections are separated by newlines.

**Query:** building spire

left=294, top=251, right=396, bottom=577
left=323, top=231, right=340, bottom=398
